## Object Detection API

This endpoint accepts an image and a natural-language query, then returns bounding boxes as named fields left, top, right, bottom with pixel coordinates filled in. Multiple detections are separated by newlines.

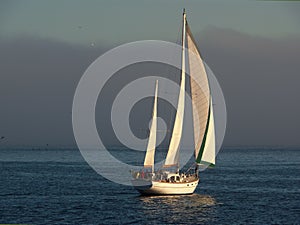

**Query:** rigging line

left=185, top=163, right=195, bottom=174
left=177, top=11, right=186, bottom=172
left=168, top=15, right=183, bottom=146
left=158, top=16, right=182, bottom=151
left=138, top=128, right=171, bottom=133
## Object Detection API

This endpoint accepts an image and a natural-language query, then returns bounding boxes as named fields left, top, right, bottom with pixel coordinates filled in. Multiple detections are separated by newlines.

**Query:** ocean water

left=0, top=148, right=299, bottom=224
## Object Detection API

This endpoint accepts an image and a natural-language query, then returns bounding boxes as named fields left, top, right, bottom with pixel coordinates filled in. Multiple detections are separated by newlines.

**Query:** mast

left=143, top=80, right=158, bottom=173
left=164, top=9, right=186, bottom=169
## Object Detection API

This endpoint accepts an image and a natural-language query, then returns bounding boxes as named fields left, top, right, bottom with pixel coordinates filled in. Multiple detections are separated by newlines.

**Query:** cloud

left=198, top=27, right=300, bottom=146
left=0, top=28, right=300, bottom=147
left=0, top=36, right=108, bottom=147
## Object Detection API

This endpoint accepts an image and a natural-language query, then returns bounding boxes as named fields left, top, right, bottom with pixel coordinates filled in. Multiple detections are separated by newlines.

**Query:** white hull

left=132, top=179, right=199, bottom=195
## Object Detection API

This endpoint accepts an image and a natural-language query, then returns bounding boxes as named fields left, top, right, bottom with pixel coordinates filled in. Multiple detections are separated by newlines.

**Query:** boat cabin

left=166, top=173, right=181, bottom=182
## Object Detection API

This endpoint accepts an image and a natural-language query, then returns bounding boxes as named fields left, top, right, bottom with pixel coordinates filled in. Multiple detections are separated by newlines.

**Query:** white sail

left=132, top=10, right=217, bottom=196
left=186, top=23, right=211, bottom=163
left=164, top=13, right=186, bottom=167
left=200, top=98, right=216, bottom=165
left=144, top=80, right=158, bottom=172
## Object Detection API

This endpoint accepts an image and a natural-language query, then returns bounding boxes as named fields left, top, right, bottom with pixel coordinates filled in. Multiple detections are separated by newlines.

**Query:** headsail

left=186, top=23, right=214, bottom=165
left=144, top=80, right=158, bottom=172
left=164, top=12, right=186, bottom=168
left=199, top=98, right=216, bottom=165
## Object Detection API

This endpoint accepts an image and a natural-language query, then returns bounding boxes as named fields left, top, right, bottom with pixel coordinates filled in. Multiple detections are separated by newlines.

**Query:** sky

left=0, top=0, right=300, bottom=148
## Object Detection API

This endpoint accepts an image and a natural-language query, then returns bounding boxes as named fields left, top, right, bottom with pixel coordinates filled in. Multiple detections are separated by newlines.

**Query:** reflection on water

left=138, top=194, right=217, bottom=224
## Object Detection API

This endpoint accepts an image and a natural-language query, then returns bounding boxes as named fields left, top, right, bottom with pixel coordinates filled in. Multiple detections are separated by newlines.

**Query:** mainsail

left=164, top=12, right=187, bottom=168
left=186, top=23, right=214, bottom=165
left=148, top=10, right=215, bottom=170
left=143, top=80, right=158, bottom=172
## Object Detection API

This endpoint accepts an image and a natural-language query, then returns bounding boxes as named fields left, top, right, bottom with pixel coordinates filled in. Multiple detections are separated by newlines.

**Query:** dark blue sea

left=0, top=148, right=299, bottom=224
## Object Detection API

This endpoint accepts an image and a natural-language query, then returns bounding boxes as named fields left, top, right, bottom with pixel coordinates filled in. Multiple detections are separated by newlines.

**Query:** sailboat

left=131, top=9, right=216, bottom=195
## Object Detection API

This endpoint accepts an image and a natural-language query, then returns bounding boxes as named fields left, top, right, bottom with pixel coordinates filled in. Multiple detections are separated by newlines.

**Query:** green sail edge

left=196, top=103, right=211, bottom=164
